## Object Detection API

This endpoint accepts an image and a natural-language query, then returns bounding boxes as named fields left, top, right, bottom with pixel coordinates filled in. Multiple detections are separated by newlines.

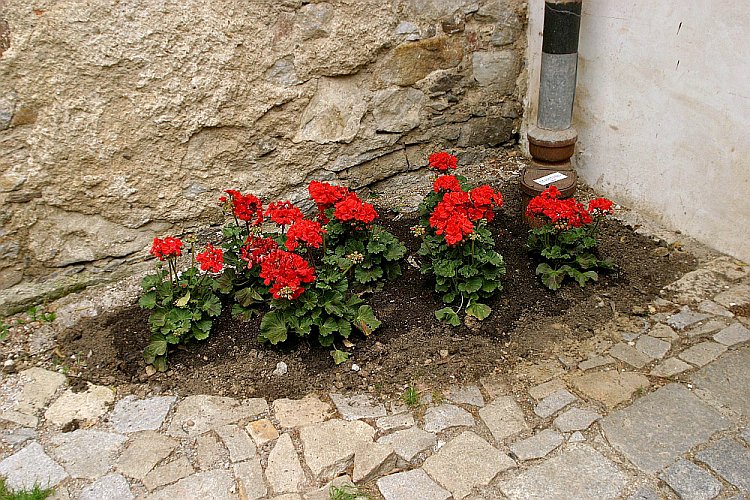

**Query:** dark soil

left=57, top=184, right=697, bottom=401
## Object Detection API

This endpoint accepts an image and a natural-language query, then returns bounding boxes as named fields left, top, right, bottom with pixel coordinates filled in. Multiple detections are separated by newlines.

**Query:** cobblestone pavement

left=1, top=254, right=750, bottom=498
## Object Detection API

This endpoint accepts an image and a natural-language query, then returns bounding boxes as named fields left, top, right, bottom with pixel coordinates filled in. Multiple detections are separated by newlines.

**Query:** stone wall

left=0, top=0, right=526, bottom=312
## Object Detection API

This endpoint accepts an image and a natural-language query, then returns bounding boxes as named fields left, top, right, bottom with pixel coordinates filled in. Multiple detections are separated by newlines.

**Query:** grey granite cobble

left=659, top=459, right=722, bottom=500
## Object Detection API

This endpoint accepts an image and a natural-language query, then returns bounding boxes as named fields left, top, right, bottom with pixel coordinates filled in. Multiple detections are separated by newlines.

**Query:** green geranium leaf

left=318, top=334, right=334, bottom=347
left=466, top=302, right=492, bottom=320
left=231, top=303, right=259, bottom=322
left=367, top=240, right=386, bottom=253
left=152, top=355, right=168, bottom=372
left=355, top=305, right=381, bottom=336
left=143, top=334, right=167, bottom=364
left=354, top=266, right=383, bottom=284
left=435, top=307, right=461, bottom=327
left=319, top=317, right=339, bottom=336
left=202, top=294, right=222, bottom=317
left=331, top=349, right=351, bottom=365
left=433, top=259, right=456, bottom=278
left=260, top=311, right=288, bottom=344
left=141, top=273, right=162, bottom=291
left=461, top=276, right=483, bottom=293
left=235, top=286, right=263, bottom=307
left=139, top=291, right=157, bottom=309
left=338, top=319, right=352, bottom=338
left=384, top=241, right=407, bottom=261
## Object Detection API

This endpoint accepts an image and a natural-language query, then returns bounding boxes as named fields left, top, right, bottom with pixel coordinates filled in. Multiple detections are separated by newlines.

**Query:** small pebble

left=3, top=359, right=14, bottom=367
left=272, top=361, right=288, bottom=376
left=351, top=363, right=361, bottom=372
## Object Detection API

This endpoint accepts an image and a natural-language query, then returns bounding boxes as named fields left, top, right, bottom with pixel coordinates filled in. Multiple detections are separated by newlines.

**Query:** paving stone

left=691, top=347, right=750, bottom=417
left=1, top=427, right=37, bottom=446
left=216, top=424, right=256, bottom=463
left=0, top=409, right=38, bottom=428
left=423, top=404, right=475, bottom=433
left=678, top=341, right=727, bottom=366
left=663, top=269, right=731, bottom=305
left=375, top=412, right=414, bottom=431
left=304, top=475, right=356, bottom=500
left=534, top=389, right=577, bottom=418
left=686, top=318, right=732, bottom=338
left=194, top=432, right=227, bottom=471
left=79, top=473, right=134, bottom=500
left=713, top=284, right=750, bottom=308
left=299, top=419, right=375, bottom=481
left=704, top=256, right=750, bottom=280
left=636, top=335, right=671, bottom=359
left=0, top=442, right=68, bottom=490
left=166, top=395, right=267, bottom=437
left=610, top=343, right=653, bottom=368
left=649, top=323, right=679, bottom=340
left=500, top=444, right=628, bottom=500
left=578, top=355, right=616, bottom=371
left=478, top=396, right=528, bottom=442
left=49, top=429, right=127, bottom=479
left=377, top=468, right=451, bottom=500
left=698, top=300, right=734, bottom=317
left=377, top=426, right=436, bottom=462
left=446, top=384, right=485, bottom=407
left=44, top=383, right=114, bottom=426
left=650, top=357, right=692, bottom=378
left=272, top=396, right=332, bottom=428
left=601, top=384, right=730, bottom=473
left=13, top=368, right=67, bottom=415
left=571, top=371, right=650, bottom=408
left=627, top=485, right=661, bottom=500
left=568, top=431, right=585, bottom=443
left=713, top=323, right=750, bottom=346
left=270, top=495, right=303, bottom=500
left=329, top=393, right=386, bottom=420
left=116, top=431, right=178, bottom=480
left=553, top=407, right=602, bottom=432
left=742, top=426, right=750, bottom=444
left=696, top=438, right=750, bottom=492
left=234, top=457, right=267, bottom=500
left=668, top=306, right=711, bottom=331
left=109, top=395, right=176, bottom=434
left=147, top=469, right=237, bottom=500
left=265, top=433, right=306, bottom=494
left=352, top=441, right=396, bottom=483
left=246, top=418, right=279, bottom=445
left=528, top=379, right=566, bottom=400
left=509, top=429, right=564, bottom=461
left=142, top=456, right=194, bottom=491
left=659, top=459, right=722, bottom=500
left=424, top=430, right=514, bottom=499
left=479, top=374, right=511, bottom=398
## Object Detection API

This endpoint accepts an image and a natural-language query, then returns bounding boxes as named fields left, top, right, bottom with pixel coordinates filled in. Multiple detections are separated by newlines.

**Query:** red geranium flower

left=240, top=236, right=279, bottom=270
left=259, top=249, right=316, bottom=300
left=588, top=197, right=614, bottom=216
left=150, top=237, right=183, bottom=261
left=196, top=244, right=224, bottom=273
left=428, top=152, right=458, bottom=172
left=224, top=189, right=264, bottom=225
left=469, top=185, right=503, bottom=222
left=333, top=192, right=378, bottom=225
left=526, top=187, right=593, bottom=228
left=308, top=181, right=350, bottom=213
left=266, top=200, right=303, bottom=226
left=429, top=191, right=474, bottom=245
left=285, top=219, right=326, bottom=251
left=433, top=175, right=462, bottom=193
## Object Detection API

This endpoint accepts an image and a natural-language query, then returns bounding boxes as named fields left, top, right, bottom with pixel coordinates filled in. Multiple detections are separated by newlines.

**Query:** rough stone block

left=166, top=395, right=267, bottom=437
left=446, top=384, right=485, bottom=407
left=478, top=396, right=528, bottom=442
left=679, top=341, right=727, bottom=367
left=570, top=371, right=650, bottom=408
left=216, top=424, right=256, bottom=463
left=713, top=323, right=750, bottom=346
left=0, top=442, right=68, bottom=490
left=553, top=407, right=602, bottom=432
left=659, top=459, right=722, bottom=500
left=509, top=429, right=564, bottom=461
left=423, top=404, right=475, bottom=433
left=265, top=433, right=306, bottom=494
left=635, top=335, right=671, bottom=359
left=424, top=431, right=515, bottom=499
left=377, top=426, right=436, bottom=462
left=714, top=284, right=750, bottom=308
left=601, top=384, right=729, bottom=473
left=610, top=343, right=653, bottom=368
left=299, top=419, right=375, bottom=482
left=246, top=418, right=279, bottom=445
left=109, top=395, right=176, bottom=434
left=528, top=379, right=566, bottom=400
left=234, top=458, right=267, bottom=500
left=147, top=470, right=237, bottom=500
left=272, top=396, right=332, bottom=428
left=650, top=357, right=692, bottom=378
left=533, top=389, right=577, bottom=418
left=691, top=347, right=750, bottom=417
left=13, top=368, right=66, bottom=415
left=696, top=438, right=750, bottom=492
left=79, top=474, right=134, bottom=500
left=377, top=469, right=450, bottom=500
left=44, top=384, right=114, bottom=426
left=352, top=442, right=396, bottom=483
left=115, top=431, right=178, bottom=480
left=668, top=306, right=711, bottom=330
left=49, top=429, right=127, bottom=479
left=329, top=393, right=386, bottom=421
left=375, top=413, right=414, bottom=432
left=142, top=457, right=194, bottom=492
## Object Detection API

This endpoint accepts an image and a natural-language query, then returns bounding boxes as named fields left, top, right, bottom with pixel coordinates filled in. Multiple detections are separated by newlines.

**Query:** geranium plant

left=414, top=153, right=506, bottom=326
left=139, top=237, right=224, bottom=371
left=526, top=186, right=615, bottom=290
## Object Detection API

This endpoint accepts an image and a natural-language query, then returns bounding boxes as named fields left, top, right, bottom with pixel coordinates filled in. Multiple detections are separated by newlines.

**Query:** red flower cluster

left=286, top=219, right=326, bottom=251
left=433, top=175, right=461, bottom=193
left=259, top=249, right=316, bottom=300
left=333, top=192, right=378, bottom=225
left=266, top=201, right=303, bottom=226
left=525, top=186, right=594, bottom=228
left=150, top=237, right=183, bottom=261
left=587, top=197, right=614, bottom=216
left=429, top=184, right=503, bottom=245
left=428, top=152, right=458, bottom=172
left=223, top=190, right=263, bottom=225
left=196, top=244, right=224, bottom=273
left=240, top=236, right=279, bottom=269
left=308, top=181, right=349, bottom=213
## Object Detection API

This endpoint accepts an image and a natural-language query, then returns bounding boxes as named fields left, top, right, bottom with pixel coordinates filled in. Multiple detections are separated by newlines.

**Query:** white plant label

left=533, top=172, right=568, bottom=186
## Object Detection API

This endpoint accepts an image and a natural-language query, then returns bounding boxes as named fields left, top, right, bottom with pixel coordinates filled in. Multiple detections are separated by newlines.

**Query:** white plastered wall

left=525, top=1, right=750, bottom=262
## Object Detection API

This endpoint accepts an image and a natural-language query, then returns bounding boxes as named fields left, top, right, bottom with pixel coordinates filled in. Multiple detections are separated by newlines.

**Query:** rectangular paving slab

left=659, top=459, right=722, bottom=500
left=696, top=438, right=750, bottom=492
left=499, top=444, right=628, bottom=500
left=600, top=384, right=730, bottom=473
left=690, top=346, right=750, bottom=417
